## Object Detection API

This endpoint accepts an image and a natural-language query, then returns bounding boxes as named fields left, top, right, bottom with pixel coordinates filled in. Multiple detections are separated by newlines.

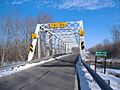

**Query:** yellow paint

left=32, top=33, right=37, bottom=39
left=29, top=44, right=33, bottom=48
left=29, top=44, right=33, bottom=52
left=80, top=30, right=84, bottom=36
left=49, top=22, right=67, bottom=28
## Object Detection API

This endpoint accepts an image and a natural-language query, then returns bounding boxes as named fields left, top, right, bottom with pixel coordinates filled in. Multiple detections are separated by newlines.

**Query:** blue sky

left=0, top=0, right=120, bottom=48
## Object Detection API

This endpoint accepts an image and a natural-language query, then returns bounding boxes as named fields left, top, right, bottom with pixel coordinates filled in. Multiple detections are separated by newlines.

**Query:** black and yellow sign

left=81, top=41, right=85, bottom=50
left=80, top=30, right=84, bottom=36
left=32, top=33, right=37, bottom=39
left=49, top=22, right=67, bottom=28
left=29, top=44, right=33, bottom=52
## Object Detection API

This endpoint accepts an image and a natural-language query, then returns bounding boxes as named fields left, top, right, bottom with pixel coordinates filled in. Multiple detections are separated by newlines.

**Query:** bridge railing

left=79, top=55, right=113, bottom=90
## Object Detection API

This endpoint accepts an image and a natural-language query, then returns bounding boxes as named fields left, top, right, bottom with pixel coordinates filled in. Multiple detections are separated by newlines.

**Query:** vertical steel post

left=38, top=31, right=41, bottom=59
left=62, top=42, right=64, bottom=54
left=104, top=57, right=107, bottom=74
left=27, top=24, right=40, bottom=61
left=95, top=56, right=97, bottom=73
left=58, top=39, right=60, bottom=55
left=63, top=42, right=65, bottom=54
left=65, top=43, right=67, bottom=54
left=59, top=40, right=62, bottom=54
left=54, top=39, right=57, bottom=59
left=46, top=32, right=50, bottom=56
left=53, top=37, right=56, bottom=58
left=79, top=21, right=85, bottom=59
left=49, top=34, right=52, bottom=56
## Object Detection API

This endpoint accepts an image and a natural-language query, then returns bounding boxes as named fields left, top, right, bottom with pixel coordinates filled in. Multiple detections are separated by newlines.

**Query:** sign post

left=104, top=57, right=107, bottom=74
left=95, top=50, right=107, bottom=74
left=95, top=56, right=97, bottom=73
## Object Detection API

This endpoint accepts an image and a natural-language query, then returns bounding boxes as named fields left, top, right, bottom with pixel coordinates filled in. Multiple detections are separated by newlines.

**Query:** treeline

left=0, top=13, right=53, bottom=66
left=88, top=25, right=120, bottom=58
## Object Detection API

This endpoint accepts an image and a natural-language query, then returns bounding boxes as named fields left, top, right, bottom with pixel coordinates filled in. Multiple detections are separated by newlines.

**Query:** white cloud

left=35, top=0, right=58, bottom=8
left=56, top=0, right=116, bottom=10
left=11, top=0, right=30, bottom=5
left=9, top=0, right=118, bottom=10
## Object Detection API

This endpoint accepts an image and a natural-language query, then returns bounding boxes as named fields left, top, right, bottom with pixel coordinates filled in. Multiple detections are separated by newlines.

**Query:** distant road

left=0, top=54, right=78, bottom=90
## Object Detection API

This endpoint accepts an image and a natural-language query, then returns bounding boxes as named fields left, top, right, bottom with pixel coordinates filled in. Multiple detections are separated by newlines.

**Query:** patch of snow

left=106, top=69, right=120, bottom=75
left=98, top=72, right=120, bottom=90
left=81, top=64, right=120, bottom=90
left=90, top=64, right=120, bottom=75
left=0, top=58, right=54, bottom=78
left=97, top=59, right=120, bottom=62
left=106, top=59, right=113, bottom=62
left=0, top=54, right=70, bottom=78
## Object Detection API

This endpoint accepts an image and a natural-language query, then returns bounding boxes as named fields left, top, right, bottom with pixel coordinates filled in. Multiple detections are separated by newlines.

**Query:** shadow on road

left=41, top=64, right=74, bottom=67
left=41, top=59, right=75, bottom=67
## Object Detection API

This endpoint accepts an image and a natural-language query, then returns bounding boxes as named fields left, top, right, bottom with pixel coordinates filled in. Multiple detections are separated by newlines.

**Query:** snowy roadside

left=89, top=65, right=120, bottom=76
left=81, top=64, right=120, bottom=90
left=0, top=58, right=55, bottom=78
left=0, top=54, right=70, bottom=78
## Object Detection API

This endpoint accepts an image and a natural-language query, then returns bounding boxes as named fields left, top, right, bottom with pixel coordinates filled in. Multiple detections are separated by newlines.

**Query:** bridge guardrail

left=80, top=56, right=113, bottom=90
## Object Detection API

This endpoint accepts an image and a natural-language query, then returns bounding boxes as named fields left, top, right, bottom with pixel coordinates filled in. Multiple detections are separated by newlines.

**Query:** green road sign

left=96, top=51, right=107, bottom=57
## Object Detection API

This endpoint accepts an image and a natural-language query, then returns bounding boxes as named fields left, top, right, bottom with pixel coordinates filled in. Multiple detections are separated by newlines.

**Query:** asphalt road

left=0, top=54, right=78, bottom=90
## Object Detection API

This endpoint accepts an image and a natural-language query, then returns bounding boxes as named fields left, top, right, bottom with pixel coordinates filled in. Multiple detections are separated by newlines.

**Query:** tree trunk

left=1, top=51, right=5, bottom=66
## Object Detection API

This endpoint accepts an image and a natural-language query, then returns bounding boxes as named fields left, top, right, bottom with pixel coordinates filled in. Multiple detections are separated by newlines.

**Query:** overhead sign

left=32, top=33, right=37, bottom=39
left=80, top=30, right=84, bottom=36
left=49, top=22, right=67, bottom=28
left=96, top=51, right=107, bottom=57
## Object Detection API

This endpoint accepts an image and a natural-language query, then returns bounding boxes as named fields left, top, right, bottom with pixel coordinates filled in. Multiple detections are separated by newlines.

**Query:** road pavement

left=0, top=54, right=78, bottom=90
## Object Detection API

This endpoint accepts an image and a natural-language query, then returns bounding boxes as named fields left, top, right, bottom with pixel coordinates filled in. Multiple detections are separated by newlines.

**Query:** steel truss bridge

left=28, top=20, right=86, bottom=61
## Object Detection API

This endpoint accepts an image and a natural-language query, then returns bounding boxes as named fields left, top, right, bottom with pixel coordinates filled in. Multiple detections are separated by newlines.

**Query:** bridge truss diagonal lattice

left=27, top=21, right=85, bottom=61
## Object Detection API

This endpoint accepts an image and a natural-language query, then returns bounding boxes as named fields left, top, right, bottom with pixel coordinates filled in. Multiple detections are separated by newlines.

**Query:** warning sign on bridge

left=49, top=22, right=67, bottom=28
left=32, top=33, right=37, bottom=39
left=80, top=30, right=84, bottom=36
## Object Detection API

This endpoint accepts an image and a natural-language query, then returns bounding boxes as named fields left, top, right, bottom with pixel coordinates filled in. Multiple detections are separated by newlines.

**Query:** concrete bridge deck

left=0, top=54, right=78, bottom=90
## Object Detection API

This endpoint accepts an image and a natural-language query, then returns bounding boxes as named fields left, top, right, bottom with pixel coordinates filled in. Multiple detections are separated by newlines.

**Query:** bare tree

left=0, top=12, right=54, bottom=66
left=21, top=16, right=36, bottom=60
left=111, top=25, right=120, bottom=58
left=0, top=16, right=14, bottom=65
left=89, top=25, right=120, bottom=58
left=112, top=25, right=120, bottom=43
left=36, top=12, right=53, bottom=24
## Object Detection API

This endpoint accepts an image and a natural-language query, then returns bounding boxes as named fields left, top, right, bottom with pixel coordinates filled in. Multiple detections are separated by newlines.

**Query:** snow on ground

left=81, top=64, right=120, bottom=90
left=95, top=59, right=116, bottom=62
left=0, top=58, right=54, bottom=78
left=0, top=54, right=70, bottom=78
left=90, top=65, right=120, bottom=76
left=106, top=68, right=120, bottom=75
left=87, top=57, right=120, bottom=62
